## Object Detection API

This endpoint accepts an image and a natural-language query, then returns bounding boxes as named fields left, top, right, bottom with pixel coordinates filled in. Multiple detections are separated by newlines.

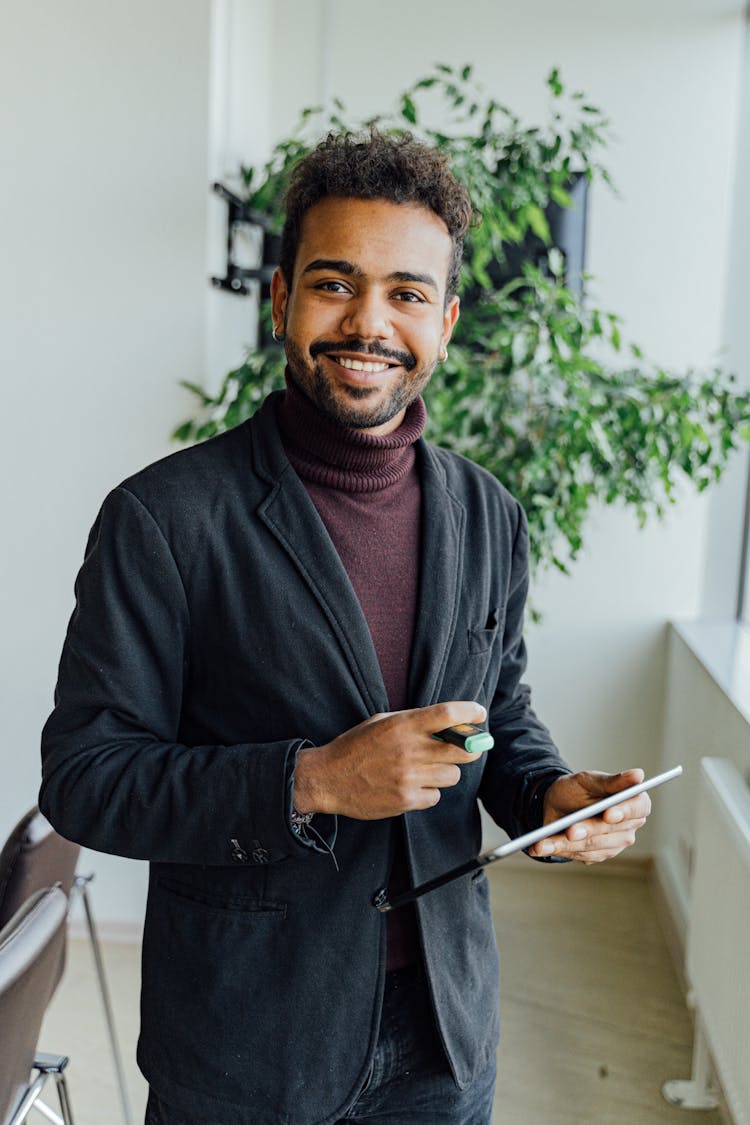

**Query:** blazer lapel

left=407, top=443, right=466, bottom=708
left=247, top=395, right=464, bottom=718
left=255, top=455, right=389, bottom=718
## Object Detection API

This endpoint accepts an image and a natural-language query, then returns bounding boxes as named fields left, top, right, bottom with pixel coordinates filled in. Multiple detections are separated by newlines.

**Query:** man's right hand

left=292, top=701, right=487, bottom=820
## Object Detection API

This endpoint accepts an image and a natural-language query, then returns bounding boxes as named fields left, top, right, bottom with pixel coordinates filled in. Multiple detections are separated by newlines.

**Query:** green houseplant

left=176, top=65, right=750, bottom=580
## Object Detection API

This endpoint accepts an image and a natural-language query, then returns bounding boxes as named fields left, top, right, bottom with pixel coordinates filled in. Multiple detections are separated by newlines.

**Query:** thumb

left=585, top=768, right=645, bottom=796
left=580, top=765, right=647, bottom=801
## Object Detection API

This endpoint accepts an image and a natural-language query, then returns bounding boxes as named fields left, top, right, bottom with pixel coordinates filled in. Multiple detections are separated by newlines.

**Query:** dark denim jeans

left=145, top=965, right=496, bottom=1125
left=336, top=964, right=496, bottom=1123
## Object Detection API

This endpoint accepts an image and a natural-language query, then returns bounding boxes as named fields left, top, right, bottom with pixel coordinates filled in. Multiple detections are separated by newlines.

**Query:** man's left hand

left=526, top=769, right=651, bottom=864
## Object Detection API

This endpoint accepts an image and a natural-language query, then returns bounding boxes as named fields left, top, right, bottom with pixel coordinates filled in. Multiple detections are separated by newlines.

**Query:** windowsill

left=671, top=618, right=750, bottom=727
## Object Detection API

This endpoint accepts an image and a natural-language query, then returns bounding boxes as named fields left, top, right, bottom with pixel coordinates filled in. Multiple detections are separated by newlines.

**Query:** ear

left=270, top=268, right=289, bottom=330
left=441, top=294, right=460, bottom=349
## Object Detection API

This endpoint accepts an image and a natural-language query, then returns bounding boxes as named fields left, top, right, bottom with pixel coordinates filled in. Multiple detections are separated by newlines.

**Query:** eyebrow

left=301, top=258, right=439, bottom=291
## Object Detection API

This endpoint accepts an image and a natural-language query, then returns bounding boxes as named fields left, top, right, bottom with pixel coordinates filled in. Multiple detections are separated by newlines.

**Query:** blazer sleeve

left=40, top=485, right=335, bottom=866
left=478, top=501, right=572, bottom=839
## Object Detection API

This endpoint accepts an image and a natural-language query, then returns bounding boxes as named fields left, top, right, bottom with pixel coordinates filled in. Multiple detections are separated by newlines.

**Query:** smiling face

left=271, top=196, right=460, bottom=435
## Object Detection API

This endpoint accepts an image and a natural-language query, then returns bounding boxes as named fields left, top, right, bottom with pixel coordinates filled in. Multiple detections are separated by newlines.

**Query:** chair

left=0, top=811, right=78, bottom=926
left=0, top=885, right=74, bottom=1125
left=0, top=809, right=132, bottom=1125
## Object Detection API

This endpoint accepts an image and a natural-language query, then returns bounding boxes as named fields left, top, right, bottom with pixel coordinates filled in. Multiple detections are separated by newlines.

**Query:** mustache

left=310, top=339, right=417, bottom=371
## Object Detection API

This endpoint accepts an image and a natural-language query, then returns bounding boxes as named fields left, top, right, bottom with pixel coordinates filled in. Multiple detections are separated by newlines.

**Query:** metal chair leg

left=30, top=1096, right=65, bottom=1125
left=54, top=1072, right=75, bottom=1125
left=7, top=1072, right=47, bottom=1125
left=71, top=874, right=134, bottom=1125
left=30, top=1054, right=74, bottom=1125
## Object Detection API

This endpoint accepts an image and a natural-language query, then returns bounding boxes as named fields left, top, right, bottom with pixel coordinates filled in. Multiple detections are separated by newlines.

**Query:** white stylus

left=373, top=764, right=683, bottom=912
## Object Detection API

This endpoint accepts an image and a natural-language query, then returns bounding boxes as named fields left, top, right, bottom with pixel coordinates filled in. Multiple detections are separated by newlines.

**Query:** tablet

left=489, top=763, right=683, bottom=861
left=374, top=764, right=683, bottom=912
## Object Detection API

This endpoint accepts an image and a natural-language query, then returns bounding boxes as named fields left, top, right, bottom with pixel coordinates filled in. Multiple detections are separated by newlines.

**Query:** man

left=41, top=131, right=650, bottom=1125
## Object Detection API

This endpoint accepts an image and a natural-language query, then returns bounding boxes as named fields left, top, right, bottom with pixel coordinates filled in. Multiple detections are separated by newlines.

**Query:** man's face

left=271, top=197, right=460, bottom=435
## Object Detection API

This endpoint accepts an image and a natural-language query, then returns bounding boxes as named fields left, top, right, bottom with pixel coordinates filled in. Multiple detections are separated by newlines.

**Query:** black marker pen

left=432, top=723, right=494, bottom=754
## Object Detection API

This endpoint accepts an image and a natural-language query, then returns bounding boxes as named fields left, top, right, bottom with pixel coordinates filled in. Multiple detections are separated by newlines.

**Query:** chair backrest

left=0, top=885, right=68, bottom=1125
left=0, top=809, right=79, bottom=928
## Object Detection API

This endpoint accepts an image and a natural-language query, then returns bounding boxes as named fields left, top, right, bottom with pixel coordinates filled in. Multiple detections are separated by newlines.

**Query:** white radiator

left=663, top=757, right=750, bottom=1122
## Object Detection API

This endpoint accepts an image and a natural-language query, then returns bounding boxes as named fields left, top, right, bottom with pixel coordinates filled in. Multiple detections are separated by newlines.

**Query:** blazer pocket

left=467, top=607, right=503, bottom=655
left=157, top=875, right=287, bottom=918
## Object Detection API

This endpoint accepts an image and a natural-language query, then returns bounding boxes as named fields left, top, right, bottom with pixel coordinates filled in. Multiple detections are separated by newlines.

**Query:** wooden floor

left=491, top=861, right=723, bottom=1124
left=38, top=862, right=723, bottom=1125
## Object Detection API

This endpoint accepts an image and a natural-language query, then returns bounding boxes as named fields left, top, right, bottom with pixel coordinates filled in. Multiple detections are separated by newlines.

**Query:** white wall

left=205, top=0, right=275, bottom=389
left=2, top=0, right=748, bottom=926
left=655, top=9, right=750, bottom=963
left=0, top=0, right=213, bottom=926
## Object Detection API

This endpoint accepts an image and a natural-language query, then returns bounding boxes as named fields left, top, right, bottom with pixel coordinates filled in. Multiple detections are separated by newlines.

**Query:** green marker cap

left=464, top=730, right=494, bottom=753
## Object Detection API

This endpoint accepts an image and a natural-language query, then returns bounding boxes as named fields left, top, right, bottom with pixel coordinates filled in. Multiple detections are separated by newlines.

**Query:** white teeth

left=333, top=357, right=391, bottom=373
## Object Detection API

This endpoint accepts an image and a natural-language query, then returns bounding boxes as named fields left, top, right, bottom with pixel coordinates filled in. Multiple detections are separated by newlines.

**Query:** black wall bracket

left=210, top=182, right=279, bottom=299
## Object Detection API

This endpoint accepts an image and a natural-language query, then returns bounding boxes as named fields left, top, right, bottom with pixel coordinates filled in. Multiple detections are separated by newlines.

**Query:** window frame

left=739, top=456, right=750, bottom=622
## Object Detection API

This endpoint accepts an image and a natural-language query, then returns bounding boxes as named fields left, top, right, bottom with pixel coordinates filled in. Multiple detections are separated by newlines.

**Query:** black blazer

left=40, top=393, right=568, bottom=1124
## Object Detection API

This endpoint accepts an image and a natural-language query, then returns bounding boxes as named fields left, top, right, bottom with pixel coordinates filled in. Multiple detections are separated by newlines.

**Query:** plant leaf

left=401, top=94, right=417, bottom=124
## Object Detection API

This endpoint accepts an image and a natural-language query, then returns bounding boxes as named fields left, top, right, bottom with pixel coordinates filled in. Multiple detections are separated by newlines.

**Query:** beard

left=284, top=335, right=436, bottom=430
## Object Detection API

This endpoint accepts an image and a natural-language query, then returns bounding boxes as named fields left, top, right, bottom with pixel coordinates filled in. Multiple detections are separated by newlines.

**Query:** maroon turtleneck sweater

left=277, top=375, right=423, bottom=970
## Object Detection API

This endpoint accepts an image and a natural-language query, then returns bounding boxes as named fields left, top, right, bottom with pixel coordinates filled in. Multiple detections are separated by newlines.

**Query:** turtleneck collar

left=277, top=371, right=426, bottom=494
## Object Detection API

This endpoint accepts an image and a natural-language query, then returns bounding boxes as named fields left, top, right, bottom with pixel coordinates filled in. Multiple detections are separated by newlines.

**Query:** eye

left=314, top=280, right=350, bottom=294
left=394, top=290, right=426, bottom=304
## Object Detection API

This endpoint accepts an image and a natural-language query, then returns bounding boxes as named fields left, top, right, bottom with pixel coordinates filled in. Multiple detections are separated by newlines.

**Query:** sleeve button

left=229, top=838, right=249, bottom=863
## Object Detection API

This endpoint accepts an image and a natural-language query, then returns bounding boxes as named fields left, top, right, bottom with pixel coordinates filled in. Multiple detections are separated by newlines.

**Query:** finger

left=412, top=787, right=441, bottom=811
left=578, top=767, right=645, bottom=800
left=599, top=817, right=647, bottom=834
left=527, top=831, right=571, bottom=857
left=424, top=740, right=487, bottom=766
left=423, top=763, right=463, bottom=789
left=390, top=779, right=444, bottom=814
left=573, top=836, right=639, bottom=864
left=424, top=699, right=487, bottom=730
left=602, top=792, right=651, bottom=824
left=531, top=835, right=636, bottom=860
left=573, top=846, right=631, bottom=866
left=576, top=826, right=638, bottom=852
left=615, top=767, right=645, bottom=785
left=529, top=825, right=640, bottom=859
left=562, top=810, right=648, bottom=840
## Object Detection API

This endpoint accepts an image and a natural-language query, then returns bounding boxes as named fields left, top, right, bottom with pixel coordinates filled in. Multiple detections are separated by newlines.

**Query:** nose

left=340, top=290, right=394, bottom=341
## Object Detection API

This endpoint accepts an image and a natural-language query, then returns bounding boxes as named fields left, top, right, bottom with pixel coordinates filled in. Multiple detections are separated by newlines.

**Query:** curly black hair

left=279, top=130, right=472, bottom=301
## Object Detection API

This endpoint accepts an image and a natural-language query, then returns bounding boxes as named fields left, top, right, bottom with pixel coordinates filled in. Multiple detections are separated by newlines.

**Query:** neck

left=276, top=372, right=427, bottom=494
